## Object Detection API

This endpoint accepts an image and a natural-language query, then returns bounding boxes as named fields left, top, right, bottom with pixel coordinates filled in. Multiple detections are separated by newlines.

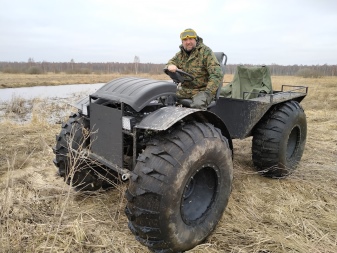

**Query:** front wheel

left=252, top=101, right=307, bottom=178
left=125, top=122, right=233, bottom=252
left=53, top=113, right=117, bottom=191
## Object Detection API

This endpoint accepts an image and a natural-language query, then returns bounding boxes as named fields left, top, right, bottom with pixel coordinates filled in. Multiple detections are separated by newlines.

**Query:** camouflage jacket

left=167, top=37, right=223, bottom=98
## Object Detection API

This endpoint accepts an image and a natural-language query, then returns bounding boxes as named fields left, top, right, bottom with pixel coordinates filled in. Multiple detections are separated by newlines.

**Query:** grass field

left=0, top=74, right=336, bottom=252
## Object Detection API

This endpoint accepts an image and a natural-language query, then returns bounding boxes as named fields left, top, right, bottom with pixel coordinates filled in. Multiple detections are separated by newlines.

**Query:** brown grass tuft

left=4, top=95, right=31, bottom=115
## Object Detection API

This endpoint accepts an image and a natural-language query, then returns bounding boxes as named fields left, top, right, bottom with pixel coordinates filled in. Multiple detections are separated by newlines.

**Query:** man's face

left=182, top=38, right=197, bottom=52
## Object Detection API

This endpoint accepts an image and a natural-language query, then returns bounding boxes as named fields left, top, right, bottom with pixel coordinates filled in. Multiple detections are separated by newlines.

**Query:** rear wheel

left=125, top=122, right=233, bottom=252
left=53, top=112, right=117, bottom=191
left=252, top=101, right=307, bottom=178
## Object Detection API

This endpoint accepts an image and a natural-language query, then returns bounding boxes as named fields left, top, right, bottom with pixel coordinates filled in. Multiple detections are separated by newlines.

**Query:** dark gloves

left=190, top=90, right=213, bottom=109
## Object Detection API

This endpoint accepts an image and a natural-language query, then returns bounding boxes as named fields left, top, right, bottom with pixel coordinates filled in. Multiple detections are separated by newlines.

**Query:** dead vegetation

left=0, top=75, right=337, bottom=252
left=4, top=95, right=30, bottom=115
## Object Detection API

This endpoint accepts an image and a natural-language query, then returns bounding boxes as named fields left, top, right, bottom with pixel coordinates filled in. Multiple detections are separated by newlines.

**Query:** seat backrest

left=214, top=52, right=226, bottom=76
left=231, top=65, right=273, bottom=99
left=213, top=52, right=227, bottom=100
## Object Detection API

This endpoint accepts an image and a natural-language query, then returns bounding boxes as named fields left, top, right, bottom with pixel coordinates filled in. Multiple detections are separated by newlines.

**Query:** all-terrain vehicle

left=53, top=52, right=307, bottom=252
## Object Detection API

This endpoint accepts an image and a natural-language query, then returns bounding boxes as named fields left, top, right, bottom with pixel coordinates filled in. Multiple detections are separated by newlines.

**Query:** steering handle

left=163, top=68, right=195, bottom=83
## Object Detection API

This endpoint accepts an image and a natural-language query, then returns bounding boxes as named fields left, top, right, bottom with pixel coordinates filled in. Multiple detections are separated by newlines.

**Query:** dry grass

left=3, top=95, right=31, bottom=115
left=0, top=75, right=337, bottom=252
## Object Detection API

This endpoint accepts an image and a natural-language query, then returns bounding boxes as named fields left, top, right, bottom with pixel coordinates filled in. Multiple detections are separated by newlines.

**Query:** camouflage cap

left=180, top=28, right=197, bottom=40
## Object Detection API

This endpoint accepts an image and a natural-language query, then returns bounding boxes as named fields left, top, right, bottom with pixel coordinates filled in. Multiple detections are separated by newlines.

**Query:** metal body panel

left=72, top=96, right=89, bottom=110
left=90, top=77, right=176, bottom=112
left=136, top=106, right=233, bottom=151
left=136, top=106, right=201, bottom=130
left=90, top=103, right=123, bottom=167
left=210, top=98, right=270, bottom=139
left=210, top=90, right=307, bottom=139
left=249, top=91, right=307, bottom=104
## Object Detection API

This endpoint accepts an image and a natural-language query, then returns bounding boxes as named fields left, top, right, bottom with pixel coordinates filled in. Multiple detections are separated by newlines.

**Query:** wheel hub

left=181, top=165, right=218, bottom=225
left=287, top=126, right=300, bottom=160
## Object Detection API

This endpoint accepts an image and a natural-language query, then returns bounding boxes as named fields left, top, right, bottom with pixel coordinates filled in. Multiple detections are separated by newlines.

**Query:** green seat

left=221, top=65, right=272, bottom=99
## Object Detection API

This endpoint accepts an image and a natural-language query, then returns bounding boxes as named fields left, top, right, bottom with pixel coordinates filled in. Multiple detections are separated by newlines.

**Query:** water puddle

left=0, top=83, right=104, bottom=123
left=0, top=83, right=104, bottom=103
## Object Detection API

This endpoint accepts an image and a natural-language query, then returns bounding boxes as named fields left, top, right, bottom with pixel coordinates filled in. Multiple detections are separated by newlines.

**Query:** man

left=167, top=28, right=223, bottom=109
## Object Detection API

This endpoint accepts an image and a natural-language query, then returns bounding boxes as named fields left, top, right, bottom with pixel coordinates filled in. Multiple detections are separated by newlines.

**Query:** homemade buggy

left=53, top=52, right=308, bottom=253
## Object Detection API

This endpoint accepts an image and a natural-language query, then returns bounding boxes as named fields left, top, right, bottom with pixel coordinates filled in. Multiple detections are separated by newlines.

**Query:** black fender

left=90, top=77, right=176, bottom=112
left=136, top=106, right=233, bottom=151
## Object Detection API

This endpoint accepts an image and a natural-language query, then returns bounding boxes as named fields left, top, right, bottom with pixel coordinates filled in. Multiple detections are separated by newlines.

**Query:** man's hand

left=168, top=64, right=178, bottom=72
left=190, top=91, right=213, bottom=109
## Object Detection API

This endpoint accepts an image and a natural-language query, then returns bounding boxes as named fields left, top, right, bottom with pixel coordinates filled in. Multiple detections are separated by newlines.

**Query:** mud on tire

left=252, top=101, right=307, bottom=178
left=53, top=112, right=117, bottom=191
left=125, top=121, right=233, bottom=253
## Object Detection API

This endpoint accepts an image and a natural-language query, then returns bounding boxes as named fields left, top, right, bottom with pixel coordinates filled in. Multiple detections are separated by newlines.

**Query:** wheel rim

left=287, top=126, right=300, bottom=160
left=181, top=165, right=218, bottom=225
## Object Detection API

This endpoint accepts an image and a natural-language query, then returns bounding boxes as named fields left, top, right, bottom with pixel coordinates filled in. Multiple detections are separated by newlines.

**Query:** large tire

left=125, top=122, right=233, bottom=252
left=252, top=101, right=307, bottom=178
left=53, top=112, right=117, bottom=191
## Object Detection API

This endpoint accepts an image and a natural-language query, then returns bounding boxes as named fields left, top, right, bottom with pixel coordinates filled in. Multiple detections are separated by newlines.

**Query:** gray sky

left=0, top=0, right=336, bottom=65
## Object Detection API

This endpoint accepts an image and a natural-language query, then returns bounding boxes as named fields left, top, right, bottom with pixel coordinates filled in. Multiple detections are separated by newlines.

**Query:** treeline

left=226, top=64, right=336, bottom=77
left=0, top=61, right=165, bottom=75
left=0, top=60, right=336, bottom=77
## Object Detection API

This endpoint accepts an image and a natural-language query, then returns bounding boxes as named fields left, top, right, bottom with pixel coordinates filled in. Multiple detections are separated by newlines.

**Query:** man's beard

left=184, top=46, right=195, bottom=53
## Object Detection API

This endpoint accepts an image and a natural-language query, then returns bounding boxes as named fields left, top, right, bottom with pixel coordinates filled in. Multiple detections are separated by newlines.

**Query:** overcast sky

left=0, top=0, right=336, bottom=65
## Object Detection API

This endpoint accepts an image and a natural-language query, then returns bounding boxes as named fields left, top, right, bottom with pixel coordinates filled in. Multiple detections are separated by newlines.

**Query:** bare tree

left=134, top=56, right=140, bottom=74
left=28, top=57, right=34, bottom=67
left=70, top=59, right=75, bottom=71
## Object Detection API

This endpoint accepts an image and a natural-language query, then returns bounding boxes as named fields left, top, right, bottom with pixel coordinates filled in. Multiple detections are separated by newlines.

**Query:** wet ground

left=0, top=83, right=104, bottom=123
left=0, top=83, right=104, bottom=103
